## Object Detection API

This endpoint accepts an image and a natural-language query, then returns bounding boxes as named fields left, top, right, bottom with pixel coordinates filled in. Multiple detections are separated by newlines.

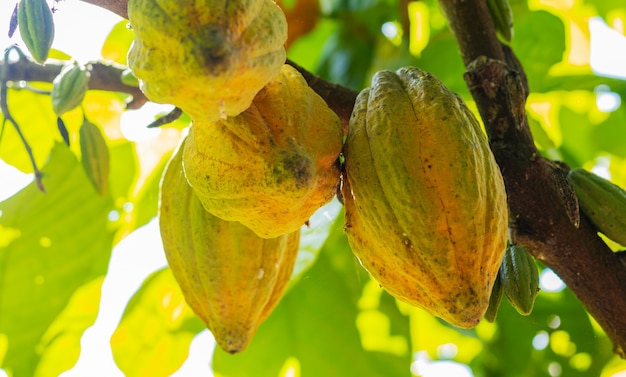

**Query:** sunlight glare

left=595, top=85, right=621, bottom=112
left=539, top=268, right=566, bottom=292
left=548, top=361, right=563, bottom=376
left=411, top=351, right=473, bottom=377
left=532, top=331, right=550, bottom=350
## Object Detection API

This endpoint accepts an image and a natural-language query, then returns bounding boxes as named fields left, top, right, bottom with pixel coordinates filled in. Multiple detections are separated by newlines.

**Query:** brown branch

left=2, top=55, right=147, bottom=109
left=81, top=0, right=128, bottom=18
left=438, top=0, right=626, bottom=357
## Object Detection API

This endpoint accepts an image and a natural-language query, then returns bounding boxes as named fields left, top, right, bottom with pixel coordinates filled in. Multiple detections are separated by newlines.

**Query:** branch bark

left=438, top=0, right=626, bottom=357
left=2, top=54, right=146, bottom=108
left=68, top=0, right=626, bottom=357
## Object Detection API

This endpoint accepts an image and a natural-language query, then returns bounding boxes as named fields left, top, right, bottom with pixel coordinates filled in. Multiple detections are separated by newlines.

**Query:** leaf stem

left=1, top=46, right=45, bottom=192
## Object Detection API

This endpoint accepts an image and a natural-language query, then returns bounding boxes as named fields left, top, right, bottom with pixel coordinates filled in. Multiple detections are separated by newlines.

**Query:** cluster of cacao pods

left=127, top=0, right=515, bottom=353
left=128, top=0, right=343, bottom=353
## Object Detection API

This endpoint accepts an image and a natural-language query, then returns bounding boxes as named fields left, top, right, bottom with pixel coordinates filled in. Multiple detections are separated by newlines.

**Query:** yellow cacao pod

left=342, top=67, right=508, bottom=328
left=183, top=64, right=343, bottom=238
left=159, top=139, right=299, bottom=353
left=127, top=0, right=287, bottom=121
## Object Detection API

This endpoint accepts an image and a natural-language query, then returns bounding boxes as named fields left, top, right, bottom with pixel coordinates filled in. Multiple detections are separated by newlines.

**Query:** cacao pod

left=486, top=0, right=514, bottom=42
left=500, top=244, right=539, bottom=316
left=342, top=67, right=508, bottom=328
left=127, top=0, right=287, bottom=121
left=17, top=0, right=55, bottom=64
left=159, top=139, right=299, bottom=353
left=51, top=62, right=90, bottom=116
left=483, top=271, right=503, bottom=323
left=183, top=64, right=343, bottom=238
left=568, top=168, right=626, bottom=247
left=80, top=119, right=110, bottom=196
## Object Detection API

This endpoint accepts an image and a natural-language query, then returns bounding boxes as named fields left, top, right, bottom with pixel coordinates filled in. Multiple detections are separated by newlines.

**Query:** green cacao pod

left=51, top=62, right=90, bottom=116
left=484, top=271, right=503, bottom=323
left=183, top=64, right=343, bottom=238
left=568, top=168, right=626, bottom=246
left=486, top=0, right=514, bottom=42
left=79, top=119, right=110, bottom=196
left=342, top=67, right=508, bottom=328
left=127, top=0, right=287, bottom=121
left=18, top=0, right=55, bottom=64
left=500, top=244, right=539, bottom=315
left=159, top=139, right=299, bottom=353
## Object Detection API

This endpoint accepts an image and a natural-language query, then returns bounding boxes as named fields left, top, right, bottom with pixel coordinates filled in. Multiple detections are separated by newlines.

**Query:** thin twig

left=1, top=46, right=45, bottom=192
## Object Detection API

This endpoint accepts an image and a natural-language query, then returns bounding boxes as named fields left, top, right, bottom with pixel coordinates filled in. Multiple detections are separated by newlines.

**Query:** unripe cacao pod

left=51, top=62, right=90, bottom=116
left=127, top=0, right=287, bottom=121
left=342, top=67, right=508, bottom=328
left=568, top=168, right=626, bottom=246
left=159, top=139, right=299, bottom=353
left=484, top=271, right=503, bottom=323
left=500, top=244, right=539, bottom=316
left=183, top=64, right=343, bottom=238
left=17, top=0, right=55, bottom=64
left=80, top=119, right=110, bottom=196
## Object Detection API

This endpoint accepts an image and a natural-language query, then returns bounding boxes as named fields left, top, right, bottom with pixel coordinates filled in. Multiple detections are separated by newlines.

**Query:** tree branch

left=2, top=54, right=147, bottom=109
left=81, top=0, right=128, bottom=18
left=438, top=0, right=626, bottom=357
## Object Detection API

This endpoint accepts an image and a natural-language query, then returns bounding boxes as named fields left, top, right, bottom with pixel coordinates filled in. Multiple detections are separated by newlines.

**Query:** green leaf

left=101, top=20, right=136, bottom=65
left=558, top=106, right=598, bottom=167
left=1, top=88, right=57, bottom=173
left=110, top=268, right=205, bottom=377
left=317, top=24, right=376, bottom=90
left=213, top=214, right=412, bottom=377
left=512, top=10, right=566, bottom=91
left=107, top=141, right=138, bottom=210
left=34, top=277, right=104, bottom=377
left=287, top=19, right=340, bottom=73
left=291, top=199, right=343, bottom=284
left=592, top=106, right=626, bottom=158
left=413, top=30, right=468, bottom=96
left=0, top=142, right=115, bottom=376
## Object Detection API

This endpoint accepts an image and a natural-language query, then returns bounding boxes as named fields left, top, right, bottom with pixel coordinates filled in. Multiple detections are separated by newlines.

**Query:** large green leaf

left=317, top=23, right=376, bottom=90
left=34, top=277, right=104, bottom=377
left=558, top=106, right=598, bottom=167
left=0, top=88, right=57, bottom=173
left=0, top=143, right=115, bottom=376
left=512, top=10, right=566, bottom=92
left=110, top=268, right=205, bottom=377
left=101, top=20, right=136, bottom=65
left=291, top=199, right=343, bottom=283
left=213, top=213, right=412, bottom=377
left=592, top=105, right=626, bottom=158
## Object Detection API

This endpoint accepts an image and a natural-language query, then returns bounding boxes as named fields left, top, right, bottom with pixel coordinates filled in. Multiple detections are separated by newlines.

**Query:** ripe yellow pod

left=159, top=139, right=299, bottom=353
left=342, top=67, right=508, bottom=328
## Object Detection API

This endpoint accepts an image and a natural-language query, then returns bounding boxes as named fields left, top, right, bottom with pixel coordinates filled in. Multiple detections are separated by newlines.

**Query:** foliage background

left=2, top=0, right=626, bottom=376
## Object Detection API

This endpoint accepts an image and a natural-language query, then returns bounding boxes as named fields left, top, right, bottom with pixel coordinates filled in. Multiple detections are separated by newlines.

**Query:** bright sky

left=1, top=1, right=626, bottom=376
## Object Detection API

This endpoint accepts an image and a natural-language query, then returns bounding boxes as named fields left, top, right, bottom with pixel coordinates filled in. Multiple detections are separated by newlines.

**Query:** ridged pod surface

left=183, top=64, right=343, bottom=238
left=127, top=0, right=287, bottom=120
left=18, top=0, right=55, bottom=64
left=159, top=140, right=299, bottom=353
left=342, top=67, right=508, bottom=328
left=500, top=244, right=539, bottom=316
left=568, top=168, right=626, bottom=246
